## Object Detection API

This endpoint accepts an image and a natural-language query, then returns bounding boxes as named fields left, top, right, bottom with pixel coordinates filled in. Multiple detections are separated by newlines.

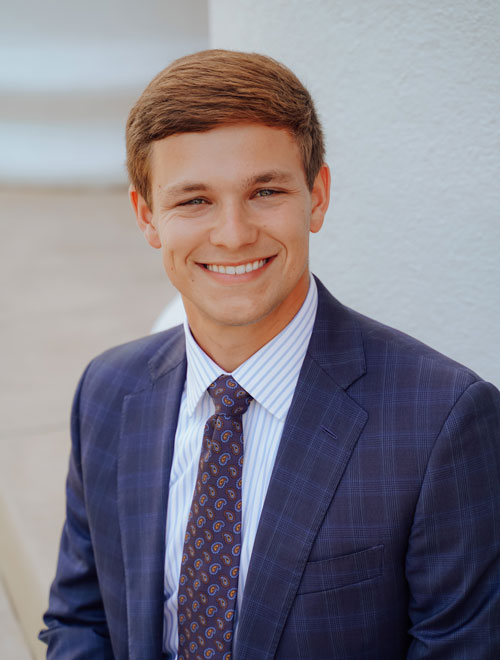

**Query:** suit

left=41, top=278, right=500, bottom=658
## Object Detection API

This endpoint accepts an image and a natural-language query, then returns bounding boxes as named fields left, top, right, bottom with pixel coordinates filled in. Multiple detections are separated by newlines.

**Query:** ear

left=129, top=185, right=161, bottom=249
left=309, top=164, right=331, bottom=234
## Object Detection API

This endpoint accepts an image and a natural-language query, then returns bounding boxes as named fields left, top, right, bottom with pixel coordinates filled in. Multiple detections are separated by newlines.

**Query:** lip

left=198, top=256, right=275, bottom=281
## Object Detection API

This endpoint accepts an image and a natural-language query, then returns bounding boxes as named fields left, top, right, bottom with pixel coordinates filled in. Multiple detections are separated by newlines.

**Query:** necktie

left=178, top=375, right=253, bottom=660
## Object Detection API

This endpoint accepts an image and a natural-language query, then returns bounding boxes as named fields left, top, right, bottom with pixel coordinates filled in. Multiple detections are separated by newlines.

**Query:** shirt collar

left=184, top=276, right=318, bottom=420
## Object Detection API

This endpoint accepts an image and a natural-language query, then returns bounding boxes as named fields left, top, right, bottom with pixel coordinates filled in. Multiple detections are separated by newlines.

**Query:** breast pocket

left=297, top=544, right=384, bottom=595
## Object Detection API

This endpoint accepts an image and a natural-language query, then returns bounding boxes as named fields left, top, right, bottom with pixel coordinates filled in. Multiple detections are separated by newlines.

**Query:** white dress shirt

left=163, top=277, right=318, bottom=657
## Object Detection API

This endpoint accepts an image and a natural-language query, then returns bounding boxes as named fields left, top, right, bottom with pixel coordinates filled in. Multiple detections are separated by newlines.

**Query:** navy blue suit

left=41, top=279, right=500, bottom=658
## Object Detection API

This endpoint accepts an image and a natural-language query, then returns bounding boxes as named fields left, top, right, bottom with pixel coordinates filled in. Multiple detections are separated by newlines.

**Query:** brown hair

left=126, top=49, right=325, bottom=208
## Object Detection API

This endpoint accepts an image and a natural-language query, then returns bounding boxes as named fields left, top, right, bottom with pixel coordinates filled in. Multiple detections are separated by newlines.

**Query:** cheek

left=161, top=248, right=176, bottom=274
left=158, top=221, right=197, bottom=266
left=280, top=220, right=311, bottom=255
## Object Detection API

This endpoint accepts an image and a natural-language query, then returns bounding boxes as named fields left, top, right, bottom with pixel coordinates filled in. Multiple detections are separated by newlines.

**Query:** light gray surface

left=0, top=580, right=33, bottom=660
left=0, top=187, right=175, bottom=658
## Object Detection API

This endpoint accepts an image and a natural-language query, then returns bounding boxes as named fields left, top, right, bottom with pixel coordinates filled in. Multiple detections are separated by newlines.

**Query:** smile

left=204, top=259, right=269, bottom=275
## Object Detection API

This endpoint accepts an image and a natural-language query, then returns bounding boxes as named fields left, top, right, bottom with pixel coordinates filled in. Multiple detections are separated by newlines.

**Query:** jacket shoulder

left=313, top=278, right=483, bottom=400
left=81, top=325, right=186, bottom=398
left=353, top=306, right=479, bottom=385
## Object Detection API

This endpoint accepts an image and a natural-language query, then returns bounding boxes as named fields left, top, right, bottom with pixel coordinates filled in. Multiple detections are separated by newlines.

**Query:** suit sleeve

left=406, top=380, right=500, bottom=659
left=39, top=364, right=114, bottom=659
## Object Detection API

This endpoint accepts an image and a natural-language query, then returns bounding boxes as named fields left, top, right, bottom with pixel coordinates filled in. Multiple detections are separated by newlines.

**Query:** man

left=40, top=50, right=500, bottom=659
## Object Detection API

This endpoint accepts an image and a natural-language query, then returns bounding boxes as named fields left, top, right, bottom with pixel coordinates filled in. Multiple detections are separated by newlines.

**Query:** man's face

left=132, top=123, right=329, bottom=340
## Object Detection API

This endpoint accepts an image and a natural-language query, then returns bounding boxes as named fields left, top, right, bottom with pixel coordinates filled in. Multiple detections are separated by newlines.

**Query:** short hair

left=126, top=49, right=325, bottom=208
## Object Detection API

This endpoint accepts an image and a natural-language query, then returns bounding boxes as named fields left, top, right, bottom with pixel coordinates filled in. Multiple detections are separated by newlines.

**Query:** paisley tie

left=178, top=374, right=253, bottom=660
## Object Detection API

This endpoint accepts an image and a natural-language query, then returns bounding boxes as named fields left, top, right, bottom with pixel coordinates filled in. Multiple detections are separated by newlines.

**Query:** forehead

left=149, top=123, right=306, bottom=191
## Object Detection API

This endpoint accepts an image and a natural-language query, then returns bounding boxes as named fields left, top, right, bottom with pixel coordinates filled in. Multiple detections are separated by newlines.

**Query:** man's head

left=128, top=50, right=330, bottom=368
left=126, top=49, right=325, bottom=209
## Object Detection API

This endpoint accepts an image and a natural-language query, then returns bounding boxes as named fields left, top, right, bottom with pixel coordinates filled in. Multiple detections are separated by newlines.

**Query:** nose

left=209, top=200, right=258, bottom=249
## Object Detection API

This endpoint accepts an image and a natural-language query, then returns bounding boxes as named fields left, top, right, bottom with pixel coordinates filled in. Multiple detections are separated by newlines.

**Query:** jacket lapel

left=236, top=280, right=368, bottom=660
left=117, top=329, right=186, bottom=660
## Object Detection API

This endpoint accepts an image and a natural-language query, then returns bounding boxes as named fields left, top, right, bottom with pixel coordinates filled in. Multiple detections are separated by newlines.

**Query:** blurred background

left=1, top=1, right=499, bottom=657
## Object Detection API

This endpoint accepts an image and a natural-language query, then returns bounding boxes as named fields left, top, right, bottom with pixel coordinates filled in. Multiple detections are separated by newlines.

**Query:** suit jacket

left=41, top=279, right=500, bottom=659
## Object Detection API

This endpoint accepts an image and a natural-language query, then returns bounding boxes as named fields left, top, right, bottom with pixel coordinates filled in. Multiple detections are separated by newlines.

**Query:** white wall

left=209, top=0, right=500, bottom=386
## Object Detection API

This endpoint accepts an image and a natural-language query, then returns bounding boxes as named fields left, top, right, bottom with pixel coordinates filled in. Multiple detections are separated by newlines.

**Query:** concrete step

left=0, top=31, right=208, bottom=186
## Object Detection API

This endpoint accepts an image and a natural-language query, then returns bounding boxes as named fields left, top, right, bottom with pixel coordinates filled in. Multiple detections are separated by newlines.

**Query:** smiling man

left=132, top=123, right=328, bottom=371
left=41, top=50, right=500, bottom=660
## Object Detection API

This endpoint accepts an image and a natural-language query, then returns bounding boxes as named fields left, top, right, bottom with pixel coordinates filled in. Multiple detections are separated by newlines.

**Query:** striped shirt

left=163, top=276, right=318, bottom=657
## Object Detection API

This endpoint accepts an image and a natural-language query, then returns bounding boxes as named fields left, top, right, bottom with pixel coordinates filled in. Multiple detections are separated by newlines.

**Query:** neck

left=185, top=282, right=310, bottom=372
left=188, top=321, right=284, bottom=373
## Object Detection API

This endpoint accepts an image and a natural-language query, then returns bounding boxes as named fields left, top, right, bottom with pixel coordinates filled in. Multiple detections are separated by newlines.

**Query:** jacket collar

left=308, top=276, right=366, bottom=389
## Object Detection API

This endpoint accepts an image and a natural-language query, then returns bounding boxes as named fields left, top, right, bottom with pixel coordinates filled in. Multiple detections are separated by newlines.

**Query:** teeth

left=206, top=259, right=267, bottom=274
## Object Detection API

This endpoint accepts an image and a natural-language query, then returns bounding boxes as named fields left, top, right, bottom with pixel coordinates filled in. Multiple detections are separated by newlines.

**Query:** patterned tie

left=178, top=375, right=253, bottom=660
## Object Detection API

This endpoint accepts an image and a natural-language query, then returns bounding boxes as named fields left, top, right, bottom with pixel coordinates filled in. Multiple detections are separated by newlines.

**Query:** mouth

left=202, top=258, right=271, bottom=275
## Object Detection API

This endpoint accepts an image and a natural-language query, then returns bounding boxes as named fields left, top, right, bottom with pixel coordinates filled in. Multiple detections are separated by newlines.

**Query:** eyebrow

left=159, top=170, right=296, bottom=199
left=244, top=170, right=295, bottom=186
left=160, top=182, right=209, bottom=198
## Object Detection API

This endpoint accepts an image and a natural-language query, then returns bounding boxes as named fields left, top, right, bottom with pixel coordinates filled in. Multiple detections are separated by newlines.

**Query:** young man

left=41, top=50, right=500, bottom=659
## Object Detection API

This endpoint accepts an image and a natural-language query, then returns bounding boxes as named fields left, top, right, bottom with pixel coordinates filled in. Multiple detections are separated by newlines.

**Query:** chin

left=205, top=299, right=278, bottom=329
left=210, top=310, right=267, bottom=328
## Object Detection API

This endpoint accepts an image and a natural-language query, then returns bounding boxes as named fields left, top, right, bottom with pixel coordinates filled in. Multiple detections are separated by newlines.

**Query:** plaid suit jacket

left=41, top=278, right=500, bottom=659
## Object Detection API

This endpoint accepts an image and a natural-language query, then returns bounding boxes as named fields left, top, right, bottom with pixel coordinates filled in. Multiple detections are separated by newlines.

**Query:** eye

left=255, top=188, right=282, bottom=198
left=179, top=197, right=208, bottom=206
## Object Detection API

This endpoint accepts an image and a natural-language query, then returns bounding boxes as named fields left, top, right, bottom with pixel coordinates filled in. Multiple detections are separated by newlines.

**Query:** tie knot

left=208, top=374, right=253, bottom=417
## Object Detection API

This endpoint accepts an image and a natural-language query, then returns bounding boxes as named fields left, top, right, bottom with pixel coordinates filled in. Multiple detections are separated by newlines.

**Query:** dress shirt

left=163, top=276, right=318, bottom=658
